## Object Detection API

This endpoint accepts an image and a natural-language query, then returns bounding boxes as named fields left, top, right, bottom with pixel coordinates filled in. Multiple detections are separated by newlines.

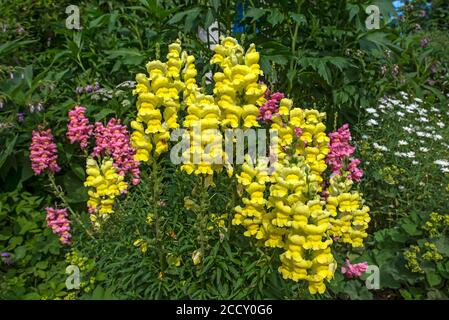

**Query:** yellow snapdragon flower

left=131, top=40, right=186, bottom=163
left=181, top=93, right=224, bottom=176
left=211, top=37, right=266, bottom=129
left=84, top=157, right=127, bottom=228
left=327, top=174, right=371, bottom=247
left=233, top=104, right=339, bottom=294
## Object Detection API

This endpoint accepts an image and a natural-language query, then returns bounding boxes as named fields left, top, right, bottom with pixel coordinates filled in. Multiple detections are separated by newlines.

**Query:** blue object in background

left=232, top=1, right=246, bottom=34
left=392, top=0, right=432, bottom=15
left=231, top=1, right=260, bottom=35
left=393, top=0, right=405, bottom=10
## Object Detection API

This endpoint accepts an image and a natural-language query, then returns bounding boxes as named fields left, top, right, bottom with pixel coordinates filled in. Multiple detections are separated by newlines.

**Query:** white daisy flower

left=373, top=142, right=388, bottom=152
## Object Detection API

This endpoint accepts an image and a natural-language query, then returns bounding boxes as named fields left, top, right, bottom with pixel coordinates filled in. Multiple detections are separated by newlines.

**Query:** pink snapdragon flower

left=294, top=127, right=302, bottom=137
left=92, top=118, right=140, bottom=185
left=29, top=128, right=60, bottom=175
left=341, top=259, right=368, bottom=278
left=66, top=106, right=93, bottom=149
left=348, top=158, right=363, bottom=182
left=45, top=207, right=71, bottom=245
left=258, top=91, right=284, bottom=122
left=326, top=124, right=363, bottom=181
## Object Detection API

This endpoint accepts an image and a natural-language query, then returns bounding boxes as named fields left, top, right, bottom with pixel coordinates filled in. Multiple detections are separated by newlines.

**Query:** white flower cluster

left=363, top=92, right=449, bottom=174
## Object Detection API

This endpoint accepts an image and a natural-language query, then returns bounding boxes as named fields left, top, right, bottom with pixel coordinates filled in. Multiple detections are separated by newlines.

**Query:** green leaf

left=289, top=13, right=307, bottom=26
left=168, top=11, right=188, bottom=24
left=426, top=273, right=442, bottom=287
left=94, top=108, right=116, bottom=121
left=15, top=246, right=27, bottom=260
left=104, top=48, right=145, bottom=65
left=17, top=216, right=39, bottom=235
left=346, top=3, right=360, bottom=22
left=36, top=261, right=48, bottom=269
left=0, top=135, right=18, bottom=170
left=0, top=39, right=37, bottom=57
left=91, top=286, right=105, bottom=300
left=62, top=172, right=88, bottom=203
left=184, top=8, right=202, bottom=32
left=317, top=61, right=331, bottom=84
left=9, top=236, right=23, bottom=248
left=71, top=162, right=86, bottom=180
left=401, top=223, right=421, bottom=236
left=89, top=14, right=108, bottom=29
left=244, top=8, right=266, bottom=23
left=96, top=272, right=107, bottom=282
left=204, top=9, right=215, bottom=29
left=24, top=65, right=33, bottom=89
left=267, top=9, right=284, bottom=26
left=435, top=237, right=449, bottom=257
left=211, top=0, right=220, bottom=12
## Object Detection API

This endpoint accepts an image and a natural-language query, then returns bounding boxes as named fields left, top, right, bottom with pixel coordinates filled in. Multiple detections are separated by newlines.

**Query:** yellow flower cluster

left=423, top=212, right=449, bottom=237
left=235, top=154, right=336, bottom=294
left=211, top=37, right=267, bottom=129
left=233, top=111, right=337, bottom=294
left=181, top=93, right=223, bottom=175
left=133, top=238, right=148, bottom=254
left=271, top=158, right=335, bottom=294
left=131, top=40, right=185, bottom=162
left=233, top=104, right=371, bottom=294
left=326, top=174, right=371, bottom=247
left=404, top=245, right=423, bottom=273
left=272, top=108, right=329, bottom=184
left=84, top=157, right=127, bottom=228
left=233, top=157, right=271, bottom=239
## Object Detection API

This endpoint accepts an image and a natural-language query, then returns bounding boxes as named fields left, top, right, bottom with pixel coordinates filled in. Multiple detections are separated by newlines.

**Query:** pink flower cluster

left=45, top=207, right=71, bottom=245
left=29, top=129, right=60, bottom=175
left=326, top=124, right=363, bottom=182
left=258, top=90, right=284, bottom=122
left=348, top=158, right=363, bottom=182
left=341, top=259, right=369, bottom=278
left=66, top=106, right=93, bottom=149
left=92, top=118, right=140, bottom=185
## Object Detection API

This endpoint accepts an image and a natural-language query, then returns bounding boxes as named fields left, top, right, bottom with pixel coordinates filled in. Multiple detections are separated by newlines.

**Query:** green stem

left=197, top=176, right=209, bottom=259
left=288, top=0, right=304, bottom=93
left=151, top=159, right=165, bottom=269
left=48, top=173, right=96, bottom=242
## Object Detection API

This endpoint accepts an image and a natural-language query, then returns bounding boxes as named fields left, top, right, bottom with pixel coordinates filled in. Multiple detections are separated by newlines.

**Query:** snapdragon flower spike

left=66, top=105, right=93, bottom=149
left=257, top=91, right=284, bottom=122
left=45, top=207, right=71, bottom=245
left=326, top=124, right=363, bottom=181
left=92, top=118, right=141, bottom=185
left=29, top=128, right=60, bottom=175
left=348, top=159, right=363, bottom=182
left=341, top=259, right=368, bottom=278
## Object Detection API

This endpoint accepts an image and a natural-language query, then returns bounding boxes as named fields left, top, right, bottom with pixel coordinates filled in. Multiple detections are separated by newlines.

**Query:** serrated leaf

left=267, top=9, right=284, bottom=26
left=289, top=13, right=307, bottom=25
left=244, top=8, right=266, bottom=23
left=317, top=61, right=331, bottom=84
